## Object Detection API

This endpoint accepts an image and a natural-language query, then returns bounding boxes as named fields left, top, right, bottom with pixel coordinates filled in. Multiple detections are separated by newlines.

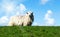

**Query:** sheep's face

left=26, top=11, right=34, bottom=22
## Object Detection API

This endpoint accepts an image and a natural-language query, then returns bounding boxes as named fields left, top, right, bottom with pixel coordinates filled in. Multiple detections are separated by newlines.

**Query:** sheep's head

left=26, top=11, right=34, bottom=22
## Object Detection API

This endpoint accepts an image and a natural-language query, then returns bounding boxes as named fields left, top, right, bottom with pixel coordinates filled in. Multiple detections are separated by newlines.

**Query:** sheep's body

left=8, top=11, right=34, bottom=26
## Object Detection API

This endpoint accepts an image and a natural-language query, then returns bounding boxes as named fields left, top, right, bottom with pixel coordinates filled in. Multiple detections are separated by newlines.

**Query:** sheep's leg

left=23, top=23, right=27, bottom=26
left=23, top=22, right=27, bottom=26
left=27, top=22, right=32, bottom=26
left=8, top=21, right=14, bottom=26
left=23, top=22, right=31, bottom=26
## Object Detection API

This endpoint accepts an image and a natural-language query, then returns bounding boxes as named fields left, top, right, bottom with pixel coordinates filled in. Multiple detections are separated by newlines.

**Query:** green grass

left=0, top=26, right=60, bottom=37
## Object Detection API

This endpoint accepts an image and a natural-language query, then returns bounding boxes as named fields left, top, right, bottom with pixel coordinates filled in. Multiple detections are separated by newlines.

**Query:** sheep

left=8, top=11, right=34, bottom=26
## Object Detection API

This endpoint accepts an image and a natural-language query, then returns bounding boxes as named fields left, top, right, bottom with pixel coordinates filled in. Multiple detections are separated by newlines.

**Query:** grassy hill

left=0, top=26, right=60, bottom=37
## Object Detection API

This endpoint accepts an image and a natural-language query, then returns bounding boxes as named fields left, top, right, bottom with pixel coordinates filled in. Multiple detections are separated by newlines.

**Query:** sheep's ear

left=26, top=12, right=28, bottom=14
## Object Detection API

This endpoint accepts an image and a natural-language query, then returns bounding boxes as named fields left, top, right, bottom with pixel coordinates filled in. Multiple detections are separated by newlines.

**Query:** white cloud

left=44, top=10, right=55, bottom=26
left=0, top=16, right=9, bottom=26
left=1, top=3, right=26, bottom=25
left=3, top=3, right=15, bottom=13
left=45, top=10, right=52, bottom=19
left=16, top=11, right=20, bottom=15
left=0, top=0, right=27, bottom=26
left=41, top=0, right=49, bottom=5
left=16, top=4, right=27, bottom=15
left=1, top=1, right=16, bottom=16
left=1, top=0, right=27, bottom=16
left=19, top=4, right=27, bottom=12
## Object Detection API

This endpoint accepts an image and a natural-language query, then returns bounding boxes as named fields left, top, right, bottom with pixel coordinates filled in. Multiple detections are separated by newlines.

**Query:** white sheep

left=8, top=11, right=34, bottom=26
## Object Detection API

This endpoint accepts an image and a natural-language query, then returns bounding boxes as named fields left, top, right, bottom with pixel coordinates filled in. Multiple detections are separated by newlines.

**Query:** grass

left=0, top=26, right=60, bottom=37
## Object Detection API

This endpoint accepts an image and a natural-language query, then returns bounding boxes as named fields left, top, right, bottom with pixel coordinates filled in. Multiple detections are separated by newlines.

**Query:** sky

left=0, top=0, right=60, bottom=26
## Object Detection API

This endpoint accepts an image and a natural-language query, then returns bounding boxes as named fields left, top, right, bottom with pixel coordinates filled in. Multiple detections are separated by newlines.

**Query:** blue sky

left=0, top=0, right=60, bottom=26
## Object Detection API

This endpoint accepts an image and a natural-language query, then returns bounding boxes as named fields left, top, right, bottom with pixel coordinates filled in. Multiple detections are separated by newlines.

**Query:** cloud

left=3, top=3, right=15, bottom=13
left=0, top=0, right=27, bottom=26
left=0, top=16, right=9, bottom=26
left=16, top=4, right=27, bottom=15
left=44, top=10, right=55, bottom=26
left=41, top=0, right=49, bottom=5
left=0, top=0, right=16, bottom=16
left=0, top=0, right=27, bottom=16
left=19, top=4, right=27, bottom=12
